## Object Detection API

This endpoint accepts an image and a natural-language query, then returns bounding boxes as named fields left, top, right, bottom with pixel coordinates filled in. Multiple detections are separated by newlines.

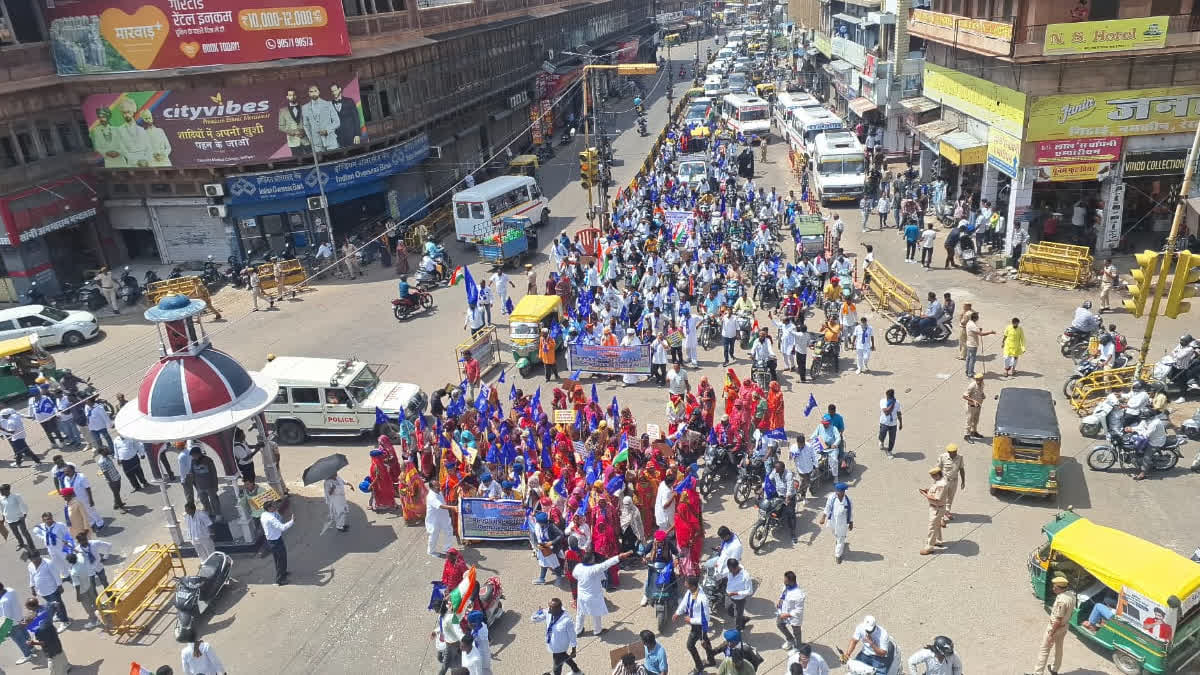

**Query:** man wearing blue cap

left=709, top=628, right=762, bottom=672
left=531, top=511, right=566, bottom=585
left=818, top=482, right=852, bottom=563
left=480, top=473, right=502, bottom=500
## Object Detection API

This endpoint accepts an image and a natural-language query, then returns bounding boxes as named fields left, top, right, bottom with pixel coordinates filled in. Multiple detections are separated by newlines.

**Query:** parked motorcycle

left=200, top=255, right=223, bottom=290
left=144, top=270, right=162, bottom=286
left=24, top=282, right=47, bottom=307
left=118, top=267, right=141, bottom=306
left=167, top=266, right=185, bottom=280
left=174, top=551, right=233, bottom=641
left=77, top=281, right=106, bottom=312
left=224, top=256, right=246, bottom=289
left=1086, top=430, right=1185, bottom=474
left=885, top=313, right=952, bottom=345
left=392, top=291, right=435, bottom=320
left=733, top=453, right=768, bottom=507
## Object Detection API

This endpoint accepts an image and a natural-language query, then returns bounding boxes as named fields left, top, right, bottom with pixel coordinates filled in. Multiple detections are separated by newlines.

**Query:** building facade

left=0, top=0, right=654, bottom=300
left=907, top=0, right=1200, bottom=255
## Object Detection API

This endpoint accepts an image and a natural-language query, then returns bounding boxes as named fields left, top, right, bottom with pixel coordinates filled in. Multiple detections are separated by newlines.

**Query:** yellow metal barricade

left=1066, top=365, right=1138, bottom=414
left=96, top=543, right=187, bottom=639
left=145, top=276, right=220, bottom=319
left=456, top=325, right=502, bottom=381
left=1017, top=250, right=1093, bottom=289
left=255, top=259, right=307, bottom=297
left=1028, top=241, right=1091, bottom=260
left=862, top=261, right=920, bottom=317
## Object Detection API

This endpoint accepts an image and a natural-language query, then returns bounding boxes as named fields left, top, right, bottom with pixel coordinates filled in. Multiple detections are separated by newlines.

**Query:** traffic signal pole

left=582, top=68, right=596, bottom=223
left=579, top=63, right=659, bottom=228
left=1136, top=119, right=1200, bottom=375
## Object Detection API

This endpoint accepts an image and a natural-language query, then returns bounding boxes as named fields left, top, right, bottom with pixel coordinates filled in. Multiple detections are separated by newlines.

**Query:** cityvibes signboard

left=45, top=0, right=350, bottom=75
left=1026, top=86, right=1200, bottom=142
left=82, top=78, right=366, bottom=169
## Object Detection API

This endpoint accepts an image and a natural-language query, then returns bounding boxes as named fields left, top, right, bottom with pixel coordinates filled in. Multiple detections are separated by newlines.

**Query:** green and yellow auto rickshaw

left=1030, top=510, right=1200, bottom=674
left=0, top=335, right=54, bottom=401
left=990, top=387, right=1060, bottom=497
left=510, top=295, right=562, bottom=377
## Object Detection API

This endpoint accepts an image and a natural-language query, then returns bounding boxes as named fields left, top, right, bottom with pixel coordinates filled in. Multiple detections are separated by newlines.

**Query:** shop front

left=899, top=97, right=942, bottom=169
left=0, top=174, right=116, bottom=301
left=938, top=131, right=987, bottom=202
left=224, top=134, right=430, bottom=261
left=1119, top=146, right=1188, bottom=244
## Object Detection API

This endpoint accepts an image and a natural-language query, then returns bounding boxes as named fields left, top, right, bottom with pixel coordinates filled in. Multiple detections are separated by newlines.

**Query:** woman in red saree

left=591, top=498, right=622, bottom=586
left=368, top=449, right=396, bottom=510
left=698, top=376, right=717, bottom=429
left=673, top=476, right=703, bottom=577
left=723, top=369, right=741, bottom=417
left=378, top=435, right=402, bottom=490
left=632, top=466, right=658, bottom=536
left=441, top=547, right=468, bottom=589
left=396, top=460, right=427, bottom=523
left=765, top=381, right=785, bottom=430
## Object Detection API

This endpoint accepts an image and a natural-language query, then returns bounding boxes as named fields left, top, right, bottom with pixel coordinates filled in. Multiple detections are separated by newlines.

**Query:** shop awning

left=939, top=131, right=987, bottom=165
left=832, top=13, right=864, bottom=25
left=848, top=97, right=877, bottom=116
left=829, top=59, right=853, bottom=73
left=899, top=97, right=940, bottom=114
left=914, top=119, right=956, bottom=142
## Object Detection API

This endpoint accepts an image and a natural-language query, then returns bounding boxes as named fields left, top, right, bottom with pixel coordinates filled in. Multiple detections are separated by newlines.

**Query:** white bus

left=774, top=91, right=819, bottom=145
left=720, top=93, right=771, bottom=138
left=452, top=175, right=549, bottom=242
left=811, top=131, right=866, bottom=204
left=793, top=106, right=845, bottom=154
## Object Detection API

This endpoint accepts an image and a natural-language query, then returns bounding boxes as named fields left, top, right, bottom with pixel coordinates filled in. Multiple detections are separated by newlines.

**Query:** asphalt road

left=2, top=40, right=1197, bottom=674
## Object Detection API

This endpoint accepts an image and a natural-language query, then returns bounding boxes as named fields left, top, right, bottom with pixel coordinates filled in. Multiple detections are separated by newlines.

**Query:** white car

left=677, top=159, right=710, bottom=191
left=0, top=305, right=99, bottom=348
left=254, top=356, right=427, bottom=445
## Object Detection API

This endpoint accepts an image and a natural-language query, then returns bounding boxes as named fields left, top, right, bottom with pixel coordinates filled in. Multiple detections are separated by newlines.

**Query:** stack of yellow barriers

left=1017, top=242, right=1094, bottom=289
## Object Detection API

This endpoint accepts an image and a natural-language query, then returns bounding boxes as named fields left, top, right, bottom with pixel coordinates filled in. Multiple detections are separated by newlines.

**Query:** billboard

left=46, top=0, right=350, bottom=75
left=922, top=62, right=1026, bottom=138
left=566, top=343, right=652, bottom=375
left=1034, top=137, right=1123, bottom=164
left=1043, top=17, right=1168, bottom=56
left=1026, top=86, right=1200, bottom=142
left=82, top=78, right=366, bottom=169
left=458, top=498, right=529, bottom=541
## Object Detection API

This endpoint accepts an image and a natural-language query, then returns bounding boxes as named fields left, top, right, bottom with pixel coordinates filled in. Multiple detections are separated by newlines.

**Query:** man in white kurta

left=33, top=514, right=72, bottom=581
left=819, top=483, right=852, bottom=563
left=620, top=329, right=644, bottom=385
left=324, top=475, right=350, bottom=532
left=683, top=309, right=701, bottom=367
left=425, top=481, right=455, bottom=556
left=572, top=552, right=633, bottom=635
left=60, top=467, right=104, bottom=530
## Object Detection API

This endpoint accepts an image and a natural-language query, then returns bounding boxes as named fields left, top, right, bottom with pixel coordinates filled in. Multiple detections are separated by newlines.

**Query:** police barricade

left=145, top=276, right=220, bottom=319
left=96, top=543, right=187, bottom=639
left=458, top=497, right=529, bottom=542
left=254, top=259, right=308, bottom=296
left=456, top=326, right=502, bottom=381
left=1066, top=365, right=1138, bottom=415
left=567, top=343, right=652, bottom=375
left=1018, top=243, right=1093, bottom=290
left=861, top=261, right=920, bottom=317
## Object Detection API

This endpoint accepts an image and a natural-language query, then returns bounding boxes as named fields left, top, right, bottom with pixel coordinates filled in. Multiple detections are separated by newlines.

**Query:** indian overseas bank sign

left=225, top=133, right=429, bottom=204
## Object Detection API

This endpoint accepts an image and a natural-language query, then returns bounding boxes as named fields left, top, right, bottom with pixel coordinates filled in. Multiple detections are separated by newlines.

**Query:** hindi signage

left=922, top=62, right=1026, bottom=138
left=911, top=9, right=1013, bottom=41
left=1043, top=17, right=1168, bottom=57
left=45, top=0, right=350, bottom=75
left=1026, top=86, right=1200, bottom=142
left=225, top=134, right=430, bottom=204
left=986, top=127, right=1020, bottom=178
left=567, top=343, right=652, bottom=375
left=458, top=498, right=529, bottom=541
left=1033, top=162, right=1113, bottom=183
left=83, top=78, right=366, bottom=169
left=1035, top=137, right=1123, bottom=164
left=1102, top=181, right=1125, bottom=252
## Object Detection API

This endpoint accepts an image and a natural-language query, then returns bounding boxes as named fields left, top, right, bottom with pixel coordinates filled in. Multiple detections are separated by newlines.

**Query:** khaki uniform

left=526, top=270, right=537, bottom=294
left=938, top=452, right=965, bottom=518
left=964, top=381, right=984, bottom=435
left=1099, top=265, right=1118, bottom=309
left=249, top=272, right=267, bottom=310
left=957, top=310, right=971, bottom=359
left=342, top=243, right=360, bottom=278
left=273, top=261, right=289, bottom=299
left=1033, top=590, right=1077, bottom=674
left=924, top=477, right=947, bottom=549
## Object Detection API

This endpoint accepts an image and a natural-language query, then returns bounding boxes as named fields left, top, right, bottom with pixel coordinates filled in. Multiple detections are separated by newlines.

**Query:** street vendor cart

left=475, top=216, right=537, bottom=267
left=794, top=214, right=826, bottom=257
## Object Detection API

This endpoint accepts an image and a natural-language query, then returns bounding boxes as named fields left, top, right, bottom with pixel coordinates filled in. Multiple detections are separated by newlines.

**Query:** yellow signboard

left=1043, top=16, right=1168, bottom=56
left=922, top=63, right=1026, bottom=138
left=986, top=127, right=1020, bottom=178
left=814, top=31, right=831, bottom=59
left=912, top=9, right=1013, bottom=41
left=1026, top=86, right=1200, bottom=141
left=1033, top=162, right=1114, bottom=183
left=940, top=141, right=987, bottom=166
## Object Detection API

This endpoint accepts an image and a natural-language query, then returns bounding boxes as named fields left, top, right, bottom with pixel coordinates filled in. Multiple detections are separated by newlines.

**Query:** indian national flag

left=129, top=664, right=154, bottom=675
left=613, top=446, right=629, bottom=465
left=449, top=266, right=465, bottom=286
left=447, top=565, right=478, bottom=618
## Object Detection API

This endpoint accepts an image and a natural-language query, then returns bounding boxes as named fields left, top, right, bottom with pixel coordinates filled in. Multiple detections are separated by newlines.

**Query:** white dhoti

left=685, top=338, right=698, bottom=364
left=426, top=511, right=453, bottom=555
left=825, top=493, right=852, bottom=561
left=856, top=348, right=871, bottom=371
left=326, top=493, right=349, bottom=529
left=573, top=556, right=621, bottom=634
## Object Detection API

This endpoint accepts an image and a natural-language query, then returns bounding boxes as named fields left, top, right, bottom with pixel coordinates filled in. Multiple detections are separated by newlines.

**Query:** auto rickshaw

left=1030, top=510, right=1200, bottom=674
left=508, top=154, right=539, bottom=176
left=665, top=32, right=681, bottom=46
left=686, top=87, right=705, bottom=99
left=0, top=335, right=54, bottom=401
left=990, top=387, right=1060, bottom=497
left=755, top=83, right=776, bottom=100
left=510, top=295, right=563, bottom=377
left=685, top=125, right=711, bottom=154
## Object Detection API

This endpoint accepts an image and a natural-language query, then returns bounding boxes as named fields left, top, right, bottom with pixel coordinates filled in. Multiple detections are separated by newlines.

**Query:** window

left=0, top=321, right=14, bottom=331
left=38, top=127, right=56, bottom=156
left=324, top=388, right=349, bottom=405
left=455, top=202, right=471, bottom=218
left=470, top=203, right=485, bottom=220
left=529, top=182, right=541, bottom=200
left=0, top=137, right=17, bottom=167
left=16, top=316, right=48, bottom=328
left=16, top=130, right=35, bottom=162
left=379, top=89, right=392, bottom=118
left=273, top=389, right=288, bottom=404
left=38, top=307, right=68, bottom=321
left=289, top=387, right=321, bottom=404
left=361, top=84, right=376, bottom=123
left=150, top=183, right=172, bottom=194
left=56, top=123, right=79, bottom=152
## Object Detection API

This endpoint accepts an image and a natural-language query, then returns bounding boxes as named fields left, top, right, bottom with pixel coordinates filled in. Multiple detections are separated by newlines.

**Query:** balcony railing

left=906, top=9, right=1015, bottom=57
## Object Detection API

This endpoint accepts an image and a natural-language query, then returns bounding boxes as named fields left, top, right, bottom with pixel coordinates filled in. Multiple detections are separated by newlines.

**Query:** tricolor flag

left=447, top=566, right=479, bottom=619
left=613, top=433, right=630, bottom=465
left=449, top=266, right=465, bottom=286
left=130, top=664, right=154, bottom=675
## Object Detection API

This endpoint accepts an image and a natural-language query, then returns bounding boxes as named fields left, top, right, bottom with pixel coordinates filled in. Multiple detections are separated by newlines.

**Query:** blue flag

left=549, top=322, right=562, bottom=342
left=498, top=369, right=506, bottom=384
left=504, top=296, right=514, bottom=315
left=804, top=393, right=818, bottom=417
left=585, top=452, right=599, bottom=484
left=396, top=406, right=406, bottom=424
left=674, top=474, right=696, bottom=494
left=606, top=474, right=625, bottom=495
left=590, top=383, right=599, bottom=404
left=763, top=472, right=778, bottom=499
left=509, top=383, right=517, bottom=401
left=610, top=395, right=620, bottom=421
left=530, top=387, right=541, bottom=413
left=374, top=407, right=388, bottom=427
left=707, top=428, right=717, bottom=445
left=463, top=265, right=478, bottom=306
left=474, top=388, right=489, bottom=412
left=554, top=475, right=568, bottom=497
left=574, top=409, right=584, bottom=431
left=570, top=370, right=582, bottom=381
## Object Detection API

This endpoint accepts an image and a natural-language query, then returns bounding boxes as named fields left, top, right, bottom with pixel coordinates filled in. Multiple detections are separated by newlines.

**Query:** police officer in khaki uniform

left=1027, top=575, right=1076, bottom=675
left=918, top=466, right=947, bottom=555
left=962, top=373, right=985, bottom=441
left=525, top=263, right=537, bottom=295
left=938, top=444, right=965, bottom=525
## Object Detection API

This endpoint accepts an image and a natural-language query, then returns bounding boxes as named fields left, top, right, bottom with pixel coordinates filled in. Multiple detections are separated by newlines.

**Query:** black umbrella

left=301, top=453, right=350, bottom=486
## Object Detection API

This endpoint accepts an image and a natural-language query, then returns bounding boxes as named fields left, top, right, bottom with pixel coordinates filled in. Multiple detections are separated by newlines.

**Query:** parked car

left=0, top=305, right=99, bottom=348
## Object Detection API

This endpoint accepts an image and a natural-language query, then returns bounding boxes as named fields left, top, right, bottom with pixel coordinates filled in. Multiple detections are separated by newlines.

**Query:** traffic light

left=1124, top=250, right=1161, bottom=318
left=579, top=148, right=598, bottom=189
left=1165, top=251, right=1200, bottom=319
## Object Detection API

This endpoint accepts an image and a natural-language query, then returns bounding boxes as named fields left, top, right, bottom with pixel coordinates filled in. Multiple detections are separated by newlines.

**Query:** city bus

left=774, top=91, right=819, bottom=145
left=793, top=106, right=845, bottom=154
left=452, top=175, right=549, bottom=242
left=720, top=93, right=771, bottom=139
left=811, top=130, right=865, bottom=204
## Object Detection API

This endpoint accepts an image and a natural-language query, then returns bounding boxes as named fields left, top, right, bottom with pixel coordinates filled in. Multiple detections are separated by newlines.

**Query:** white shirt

left=879, top=397, right=901, bottom=426
left=654, top=481, right=675, bottom=530
left=725, top=568, right=752, bottom=599
left=0, top=415, right=26, bottom=440
left=86, top=403, right=112, bottom=431
left=788, top=650, right=830, bottom=675
left=28, top=560, right=60, bottom=596
left=675, top=589, right=711, bottom=625
left=714, top=535, right=743, bottom=572
left=0, top=588, right=21, bottom=622
left=778, top=584, right=806, bottom=626
left=461, top=643, right=492, bottom=675
left=721, top=315, right=739, bottom=338
left=667, top=369, right=690, bottom=395
left=316, top=242, right=333, bottom=259
left=0, top=492, right=27, bottom=523
left=907, top=648, right=963, bottom=675
left=533, top=610, right=577, bottom=653
left=751, top=337, right=774, bottom=361
left=184, top=510, right=213, bottom=542
left=790, top=442, right=816, bottom=475
left=259, top=511, right=294, bottom=541
left=852, top=324, right=873, bottom=350
left=181, top=642, right=227, bottom=675
left=854, top=622, right=891, bottom=658
left=114, top=437, right=144, bottom=462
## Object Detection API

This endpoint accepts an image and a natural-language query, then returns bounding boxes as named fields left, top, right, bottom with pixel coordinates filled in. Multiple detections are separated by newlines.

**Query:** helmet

left=932, top=636, right=954, bottom=657
left=1082, top=300, right=1092, bottom=309
left=1132, top=380, right=1146, bottom=392
left=1182, top=334, right=1194, bottom=346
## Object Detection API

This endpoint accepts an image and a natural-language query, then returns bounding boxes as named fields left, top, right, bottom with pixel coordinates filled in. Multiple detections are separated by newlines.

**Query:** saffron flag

left=130, top=664, right=155, bottom=675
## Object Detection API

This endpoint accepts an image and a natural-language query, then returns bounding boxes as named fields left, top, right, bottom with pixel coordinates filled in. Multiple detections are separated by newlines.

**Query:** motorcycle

left=810, top=444, right=855, bottom=494
left=168, top=265, right=185, bottom=280
left=754, top=279, right=779, bottom=309
left=559, top=127, right=576, bottom=146
left=1086, top=430, right=1185, bottom=474
left=748, top=495, right=788, bottom=553
left=1079, top=394, right=1126, bottom=439
left=200, top=255, right=223, bottom=290
left=392, top=291, right=435, bottom=320
left=118, top=267, right=141, bottom=306
left=1058, top=326, right=1097, bottom=359
left=1183, top=408, right=1200, bottom=440
left=752, top=357, right=774, bottom=390
left=698, top=442, right=737, bottom=498
left=837, top=640, right=903, bottom=675
left=736, top=312, right=754, bottom=349
left=637, top=117, right=648, bottom=137
left=884, top=313, right=952, bottom=345
left=960, top=246, right=981, bottom=274
left=144, top=270, right=162, bottom=286
left=733, top=453, right=768, bottom=507
left=77, top=281, right=106, bottom=312
left=224, top=256, right=247, bottom=289
left=699, top=317, right=719, bottom=350
left=415, top=269, right=441, bottom=292
left=807, top=339, right=839, bottom=379
left=639, top=545, right=678, bottom=632
left=1150, top=354, right=1200, bottom=399
left=24, top=282, right=47, bottom=307
left=700, top=559, right=729, bottom=612
left=174, top=551, right=233, bottom=641
left=1063, top=353, right=1130, bottom=398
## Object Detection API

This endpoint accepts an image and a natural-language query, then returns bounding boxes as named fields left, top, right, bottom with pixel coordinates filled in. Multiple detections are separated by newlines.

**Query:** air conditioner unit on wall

left=207, top=205, right=227, bottom=217
left=203, top=183, right=224, bottom=197
left=429, top=145, right=443, bottom=159
left=307, top=195, right=326, bottom=210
